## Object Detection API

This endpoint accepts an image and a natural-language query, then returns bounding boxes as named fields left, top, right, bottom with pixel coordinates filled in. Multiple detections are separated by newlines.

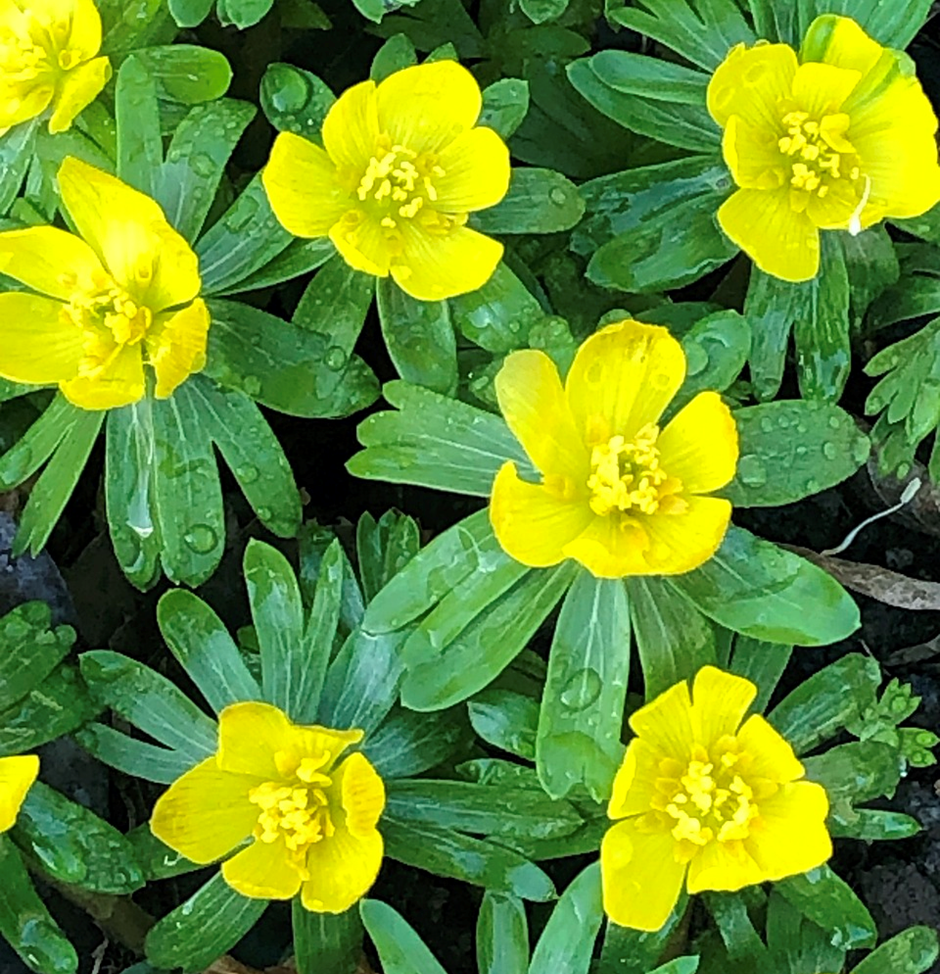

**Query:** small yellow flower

left=490, top=319, right=738, bottom=578
left=0, top=754, right=39, bottom=832
left=602, top=667, right=831, bottom=931
left=0, top=0, right=110, bottom=135
left=0, top=157, right=209, bottom=411
left=708, top=15, right=940, bottom=282
left=151, top=702, right=385, bottom=913
left=262, top=60, right=511, bottom=302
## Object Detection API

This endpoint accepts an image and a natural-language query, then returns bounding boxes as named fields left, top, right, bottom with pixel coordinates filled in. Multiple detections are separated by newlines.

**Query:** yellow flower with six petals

left=602, top=666, right=831, bottom=931
left=490, top=319, right=738, bottom=578
left=262, top=60, right=511, bottom=302
left=151, top=701, right=385, bottom=913
left=0, top=0, right=110, bottom=135
left=708, top=15, right=940, bottom=282
left=0, top=157, right=210, bottom=410
left=0, top=754, right=38, bottom=832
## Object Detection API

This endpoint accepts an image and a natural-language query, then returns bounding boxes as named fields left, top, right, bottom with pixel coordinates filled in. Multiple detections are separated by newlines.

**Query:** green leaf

left=371, top=34, right=417, bottom=81
left=628, top=576, right=716, bottom=699
left=725, top=401, right=870, bottom=507
left=828, top=808, right=922, bottom=841
left=0, top=121, right=37, bottom=217
left=365, top=706, right=467, bottom=779
left=538, top=573, right=629, bottom=801
left=804, top=741, right=902, bottom=807
left=797, top=0, right=931, bottom=49
left=842, top=225, right=899, bottom=322
left=216, top=0, right=271, bottom=28
left=597, top=894, right=689, bottom=974
left=450, top=262, right=546, bottom=353
left=260, top=64, right=335, bottom=138
left=671, top=311, right=750, bottom=412
left=768, top=653, right=880, bottom=754
left=357, top=510, right=421, bottom=604
left=11, top=782, right=144, bottom=894
left=294, top=900, right=363, bottom=974
left=157, top=588, right=261, bottom=712
left=74, top=723, right=192, bottom=784
left=520, top=0, right=569, bottom=23
left=480, top=79, right=529, bottom=140
left=0, top=394, right=77, bottom=491
left=582, top=50, right=709, bottom=104
left=299, top=522, right=365, bottom=631
left=349, top=381, right=532, bottom=495
left=115, top=56, right=162, bottom=197
left=0, top=835, right=77, bottom=974
left=469, top=689, right=538, bottom=761
left=126, top=825, right=201, bottom=880
left=167, top=0, right=212, bottom=27
left=382, top=818, right=556, bottom=901
left=727, top=636, right=791, bottom=712
left=472, top=168, right=584, bottom=235
left=157, top=99, right=256, bottom=243
left=529, top=863, right=602, bottom=974
left=853, top=926, right=939, bottom=974
left=145, top=872, right=267, bottom=972
left=703, top=892, right=766, bottom=962
left=401, top=563, right=578, bottom=711
left=224, top=237, right=336, bottom=295
left=476, top=892, right=527, bottom=974
left=133, top=45, right=233, bottom=103
left=776, top=866, right=877, bottom=950
left=377, top=279, right=458, bottom=394
left=0, top=602, right=74, bottom=712
left=360, top=899, right=447, bottom=974
left=79, top=650, right=217, bottom=761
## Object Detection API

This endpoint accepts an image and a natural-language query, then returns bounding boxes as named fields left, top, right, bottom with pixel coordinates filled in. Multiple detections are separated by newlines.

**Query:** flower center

left=356, top=135, right=446, bottom=230
left=248, top=755, right=335, bottom=866
left=587, top=424, right=674, bottom=516
left=0, top=9, right=80, bottom=90
left=777, top=110, right=862, bottom=205
left=65, top=282, right=153, bottom=378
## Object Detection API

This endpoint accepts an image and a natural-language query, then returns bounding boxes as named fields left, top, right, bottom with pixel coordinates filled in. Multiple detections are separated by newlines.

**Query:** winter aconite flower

left=0, top=755, right=38, bottom=832
left=602, top=667, right=831, bottom=931
left=0, top=156, right=209, bottom=410
left=490, top=319, right=738, bottom=578
left=151, top=702, right=385, bottom=913
left=708, top=15, right=940, bottom=282
left=0, top=0, right=110, bottom=134
left=262, top=60, right=511, bottom=302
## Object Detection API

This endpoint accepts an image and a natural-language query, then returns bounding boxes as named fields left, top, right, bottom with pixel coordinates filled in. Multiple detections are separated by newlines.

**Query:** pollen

left=66, top=281, right=155, bottom=379
left=777, top=109, right=865, bottom=207
left=355, top=135, right=445, bottom=231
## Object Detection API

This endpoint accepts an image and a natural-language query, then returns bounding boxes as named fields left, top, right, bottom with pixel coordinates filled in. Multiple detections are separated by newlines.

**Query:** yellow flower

left=601, top=667, right=831, bottom=931
left=0, top=0, right=110, bottom=135
left=262, top=60, right=511, bottom=302
left=151, top=701, right=385, bottom=913
left=490, top=319, right=738, bottom=578
left=0, top=156, right=209, bottom=410
left=707, top=15, right=940, bottom=282
left=0, top=754, right=38, bottom=832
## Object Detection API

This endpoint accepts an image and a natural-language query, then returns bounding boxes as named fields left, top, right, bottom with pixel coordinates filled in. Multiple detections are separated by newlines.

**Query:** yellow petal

left=628, top=678, right=694, bottom=761
left=57, top=157, right=201, bottom=312
left=392, top=222, right=503, bottom=302
left=490, top=461, right=594, bottom=569
left=607, top=739, right=660, bottom=820
left=146, top=299, right=210, bottom=399
left=330, top=752, right=385, bottom=838
left=791, top=62, right=861, bottom=118
left=494, top=349, right=590, bottom=478
left=736, top=714, right=805, bottom=783
left=60, top=342, right=145, bottom=410
left=722, top=115, right=788, bottom=191
left=601, top=818, right=686, bottom=931
left=434, top=127, right=511, bottom=212
left=329, top=210, right=391, bottom=278
left=301, top=819, right=383, bottom=913
left=322, top=79, right=380, bottom=171
left=0, top=226, right=106, bottom=299
left=690, top=666, right=756, bottom=744
left=64, top=0, right=104, bottom=60
left=0, top=292, right=84, bottom=384
left=804, top=14, right=883, bottom=77
left=561, top=514, right=657, bottom=579
left=222, top=836, right=303, bottom=900
left=805, top=177, right=862, bottom=230
left=263, top=132, right=350, bottom=238
left=0, top=754, right=39, bottom=833
left=0, top=77, right=54, bottom=130
left=658, top=392, right=738, bottom=495
left=744, top=781, right=831, bottom=879
left=49, top=56, right=110, bottom=134
left=707, top=42, right=798, bottom=130
left=565, top=320, right=686, bottom=447
left=150, top=757, right=261, bottom=864
left=686, top=838, right=765, bottom=893
left=217, top=701, right=363, bottom=779
left=717, top=188, right=820, bottom=282
left=639, top=495, right=732, bottom=575
left=376, top=61, right=482, bottom=155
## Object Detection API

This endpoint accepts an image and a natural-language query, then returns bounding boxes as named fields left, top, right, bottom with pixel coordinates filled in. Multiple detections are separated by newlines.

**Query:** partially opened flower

left=602, top=667, right=831, bottom=930
left=490, top=319, right=738, bottom=578
left=0, top=755, right=39, bottom=832
left=151, top=701, right=385, bottom=913
left=0, top=0, right=110, bottom=134
left=708, top=14, right=940, bottom=282
left=262, top=60, right=511, bottom=302
left=0, top=156, right=209, bottom=410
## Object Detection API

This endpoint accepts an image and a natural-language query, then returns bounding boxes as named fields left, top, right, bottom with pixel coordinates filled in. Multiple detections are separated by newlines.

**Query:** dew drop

left=326, top=345, right=347, bottom=370
left=183, top=523, right=218, bottom=553
left=737, top=454, right=767, bottom=487
left=549, top=187, right=567, bottom=205
left=236, top=464, right=260, bottom=484
left=684, top=342, right=708, bottom=376
left=559, top=667, right=602, bottom=711
left=822, top=442, right=838, bottom=460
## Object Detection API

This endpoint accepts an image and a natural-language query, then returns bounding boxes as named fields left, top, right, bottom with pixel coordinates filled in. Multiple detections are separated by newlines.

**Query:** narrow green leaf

left=853, top=926, right=939, bottom=974
left=0, top=394, right=76, bottom=491
left=133, top=45, right=233, bottom=103
left=0, top=602, right=73, bottom=712
left=364, top=706, right=467, bottom=779
left=74, top=723, right=192, bottom=784
left=0, top=121, right=37, bottom=216
left=703, top=892, right=767, bottom=962
left=126, top=826, right=201, bottom=880
left=371, top=34, right=417, bottom=81
left=360, top=899, right=447, bottom=974
left=468, top=689, right=538, bottom=761
left=449, top=263, right=546, bottom=353
left=299, top=522, right=365, bottom=632
left=598, top=893, right=688, bottom=974
left=260, top=64, right=335, bottom=138
left=167, top=0, right=212, bottom=28
left=529, top=863, right=603, bottom=974
left=477, top=892, right=527, bottom=974
left=223, top=238, right=335, bottom=295
left=115, top=56, right=162, bottom=196
left=472, top=169, right=584, bottom=235
left=828, top=808, right=922, bottom=841
left=479, top=79, right=529, bottom=140
left=671, top=310, right=750, bottom=413
left=727, top=637, right=791, bottom=712
left=776, top=866, right=876, bottom=950
left=294, top=900, right=363, bottom=974
left=356, top=510, right=421, bottom=605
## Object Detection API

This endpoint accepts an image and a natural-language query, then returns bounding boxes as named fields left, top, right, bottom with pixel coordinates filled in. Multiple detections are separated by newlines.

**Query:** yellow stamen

left=587, top=423, right=670, bottom=516
left=355, top=136, right=445, bottom=232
